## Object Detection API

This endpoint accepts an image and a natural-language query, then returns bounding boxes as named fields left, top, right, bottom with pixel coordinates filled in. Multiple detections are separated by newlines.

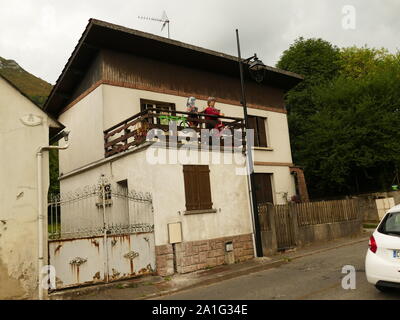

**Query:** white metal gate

left=48, top=175, right=155, bottom=290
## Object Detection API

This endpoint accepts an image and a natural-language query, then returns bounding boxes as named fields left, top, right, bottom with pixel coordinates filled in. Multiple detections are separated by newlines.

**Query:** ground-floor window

left=183, top=165, right=213, bottom=211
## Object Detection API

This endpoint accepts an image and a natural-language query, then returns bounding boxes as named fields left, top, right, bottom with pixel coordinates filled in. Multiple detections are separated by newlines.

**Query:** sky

left=0, top=0, right=399, bottom=84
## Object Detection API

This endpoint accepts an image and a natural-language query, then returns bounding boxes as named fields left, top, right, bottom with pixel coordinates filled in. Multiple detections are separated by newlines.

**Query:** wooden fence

left=292, top=199, right=359, bottom=226
left=258, top=198, right=362, bottom=253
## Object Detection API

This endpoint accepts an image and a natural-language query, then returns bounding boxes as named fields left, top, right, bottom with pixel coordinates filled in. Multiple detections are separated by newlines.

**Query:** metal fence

left=48, top=176, right=153, bottom=240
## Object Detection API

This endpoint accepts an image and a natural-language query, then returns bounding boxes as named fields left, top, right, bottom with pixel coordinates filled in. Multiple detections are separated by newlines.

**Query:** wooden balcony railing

left=103, top=108, right=245, bottom=158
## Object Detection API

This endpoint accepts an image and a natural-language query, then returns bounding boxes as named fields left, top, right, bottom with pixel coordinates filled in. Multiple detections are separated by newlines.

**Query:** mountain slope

left=0, top=56, right=52, bottom=107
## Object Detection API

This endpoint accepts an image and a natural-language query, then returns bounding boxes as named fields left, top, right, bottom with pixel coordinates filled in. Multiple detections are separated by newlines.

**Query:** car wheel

left=375, top=285, right=393, bottom=293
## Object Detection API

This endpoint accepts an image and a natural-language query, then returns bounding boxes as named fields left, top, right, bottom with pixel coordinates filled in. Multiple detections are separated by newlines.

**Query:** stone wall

left=155, top=234, right=254, bottom=276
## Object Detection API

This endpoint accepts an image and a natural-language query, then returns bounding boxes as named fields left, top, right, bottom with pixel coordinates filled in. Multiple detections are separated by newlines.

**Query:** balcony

left=103, top=108, right=246, bottom=158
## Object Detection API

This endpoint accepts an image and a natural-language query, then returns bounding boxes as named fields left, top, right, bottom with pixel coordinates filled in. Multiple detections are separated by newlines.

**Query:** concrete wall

left=296, top=220, right=363, bottom=247
left=0, top=77, right=54, bottom=299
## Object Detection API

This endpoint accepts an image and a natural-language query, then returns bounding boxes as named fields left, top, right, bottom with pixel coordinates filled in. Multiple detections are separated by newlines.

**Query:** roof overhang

left=44, top=19, right=304, bottom=116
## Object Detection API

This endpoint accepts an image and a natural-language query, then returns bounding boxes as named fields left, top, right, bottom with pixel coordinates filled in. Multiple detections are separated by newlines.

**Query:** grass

left=48, top=223, right=61, bottom=234
left=363, top=223, right=378, bottom=229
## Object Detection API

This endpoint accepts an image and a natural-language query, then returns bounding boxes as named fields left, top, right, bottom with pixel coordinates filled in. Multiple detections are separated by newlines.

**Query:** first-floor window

left=247, top=116, right=268, bottom=147
left=183, top=165, right=213, bottom=211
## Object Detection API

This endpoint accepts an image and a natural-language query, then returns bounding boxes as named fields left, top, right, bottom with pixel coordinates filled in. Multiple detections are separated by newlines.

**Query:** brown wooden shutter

left=183, top=165, right=199, bottom=211
left=197, top=165, right=213, bottom=210
left=247, top=116, right=259, bottom=147
left=257, top=117, right=268, bottom=147
left=183, top=165, right=213, bottom=211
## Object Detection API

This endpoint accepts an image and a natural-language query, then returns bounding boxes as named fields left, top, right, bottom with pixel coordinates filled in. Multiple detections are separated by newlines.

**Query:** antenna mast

left=138, top=11, right=170, bottom=38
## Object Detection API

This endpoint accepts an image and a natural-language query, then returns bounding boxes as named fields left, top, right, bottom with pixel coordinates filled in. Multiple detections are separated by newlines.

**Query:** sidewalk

left=50, top=229, right=372, bottom=300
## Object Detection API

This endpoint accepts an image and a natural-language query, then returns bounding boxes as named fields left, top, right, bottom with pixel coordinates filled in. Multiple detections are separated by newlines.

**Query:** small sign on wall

left=168, top=222, right=182, bottom=244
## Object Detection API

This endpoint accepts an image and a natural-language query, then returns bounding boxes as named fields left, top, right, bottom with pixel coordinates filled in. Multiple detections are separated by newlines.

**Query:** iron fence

left=48, top=176, right=153, bottom=240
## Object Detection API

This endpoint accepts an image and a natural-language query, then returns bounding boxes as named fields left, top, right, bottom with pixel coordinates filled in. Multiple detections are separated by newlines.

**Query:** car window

left=379, top=211, right=400, bottom=234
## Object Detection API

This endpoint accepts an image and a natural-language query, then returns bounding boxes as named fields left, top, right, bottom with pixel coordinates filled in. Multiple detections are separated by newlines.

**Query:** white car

left=365, top=205, right=400, bottom=292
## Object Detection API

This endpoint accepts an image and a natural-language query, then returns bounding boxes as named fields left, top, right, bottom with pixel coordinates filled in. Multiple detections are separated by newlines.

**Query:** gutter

left=36, top=131, right=69, bottom=300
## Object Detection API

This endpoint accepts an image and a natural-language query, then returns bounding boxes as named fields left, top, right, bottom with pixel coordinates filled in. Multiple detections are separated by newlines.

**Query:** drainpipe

left=36, top=131, right=69, bottom=300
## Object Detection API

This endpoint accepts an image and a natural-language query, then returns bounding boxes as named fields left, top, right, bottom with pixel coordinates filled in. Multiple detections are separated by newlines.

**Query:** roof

left=0, top=73, right=64, bottom=133
left=44, top=18, right=304, bottom=116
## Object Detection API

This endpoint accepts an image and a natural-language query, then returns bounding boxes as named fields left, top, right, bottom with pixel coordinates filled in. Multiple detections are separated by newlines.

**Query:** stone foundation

left=155, top=234, right=254, bottom=276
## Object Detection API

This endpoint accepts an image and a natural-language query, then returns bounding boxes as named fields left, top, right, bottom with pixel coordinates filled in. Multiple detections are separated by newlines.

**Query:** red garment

left=204, top=106, right=220, bottom=120
left=204, top=106, right=224, bottom=132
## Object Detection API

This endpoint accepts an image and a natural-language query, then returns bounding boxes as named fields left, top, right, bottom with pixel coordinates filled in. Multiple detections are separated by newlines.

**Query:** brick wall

left=155, top=234, right=254, bottom=276
left=290, top=167, right=309, bottom=202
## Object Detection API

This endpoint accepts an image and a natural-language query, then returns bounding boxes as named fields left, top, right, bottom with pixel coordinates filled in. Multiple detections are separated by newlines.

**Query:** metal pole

left=101, top=175, right=109, bottom=282
left=236, top=29, right=263, bottom=257
left=37, top=151, right=44, bottom=300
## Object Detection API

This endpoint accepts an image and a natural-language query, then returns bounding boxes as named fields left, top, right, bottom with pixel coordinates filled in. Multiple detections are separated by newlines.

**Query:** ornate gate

left=48, top=175, right=155, bottom=290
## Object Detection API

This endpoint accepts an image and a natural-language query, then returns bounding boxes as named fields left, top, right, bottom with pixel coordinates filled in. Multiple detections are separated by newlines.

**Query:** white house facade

left=43, top=19, right=306, bottom=285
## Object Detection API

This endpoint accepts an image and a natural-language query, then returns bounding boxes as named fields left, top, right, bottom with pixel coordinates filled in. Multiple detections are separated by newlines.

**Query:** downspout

left=37, top=133, right=69, bottom=300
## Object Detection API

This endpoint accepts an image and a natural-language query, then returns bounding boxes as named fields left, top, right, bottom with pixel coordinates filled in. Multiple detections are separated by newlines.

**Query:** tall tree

left=277, top=39, right=400, bottom=198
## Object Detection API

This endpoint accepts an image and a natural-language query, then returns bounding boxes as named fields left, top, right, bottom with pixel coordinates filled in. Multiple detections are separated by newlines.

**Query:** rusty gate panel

left=107, top=233, right=155, bottom=282
left=49, top=236, right=106, bottom=289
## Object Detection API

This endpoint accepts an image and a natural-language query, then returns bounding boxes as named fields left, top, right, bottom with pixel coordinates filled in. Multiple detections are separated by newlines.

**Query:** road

left=155, top=241, right=400, bottom=300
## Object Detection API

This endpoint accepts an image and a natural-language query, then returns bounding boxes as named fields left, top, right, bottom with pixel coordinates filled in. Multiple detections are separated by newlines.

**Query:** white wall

left=58, top=86, right=104, bottom=174
left=0, top=77, right=54, bottom=299
left=59, top=147, right=252, bottom=246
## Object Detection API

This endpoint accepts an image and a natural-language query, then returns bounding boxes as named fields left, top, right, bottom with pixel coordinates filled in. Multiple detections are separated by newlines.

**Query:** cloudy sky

left=0, top=0, right=399, bottom=84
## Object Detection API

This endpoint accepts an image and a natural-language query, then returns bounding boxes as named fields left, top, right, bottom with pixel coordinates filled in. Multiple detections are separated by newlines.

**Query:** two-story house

left=43, top=19, right=306, bottom=287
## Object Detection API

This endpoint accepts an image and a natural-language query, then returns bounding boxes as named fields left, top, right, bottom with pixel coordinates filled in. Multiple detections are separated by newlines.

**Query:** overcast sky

left=0, top=0, right=399, bottom=84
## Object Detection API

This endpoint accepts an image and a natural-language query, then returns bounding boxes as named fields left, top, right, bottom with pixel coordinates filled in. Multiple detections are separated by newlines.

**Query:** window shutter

left=257, top=117, right=268, bottom=147
left=183, top=165, right=213, bottom=211
left=183, top=165, right=199, bottom=211
left=247, top=116, right=259, bottom=147
left=197, top=166, right=213, bottom=210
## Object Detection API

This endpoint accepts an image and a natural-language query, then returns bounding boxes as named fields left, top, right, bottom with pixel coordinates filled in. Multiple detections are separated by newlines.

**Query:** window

left=378, top=211, right=400, bottom=235
left=183, top=165, right=213, bottom=211
left=247, top=116, right=268, bottom=147
left=140, top=99, right=176, bottom=125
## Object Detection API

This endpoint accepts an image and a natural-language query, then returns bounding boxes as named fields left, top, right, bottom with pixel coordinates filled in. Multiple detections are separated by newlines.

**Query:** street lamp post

left=236, top=29, right=265, bottom=257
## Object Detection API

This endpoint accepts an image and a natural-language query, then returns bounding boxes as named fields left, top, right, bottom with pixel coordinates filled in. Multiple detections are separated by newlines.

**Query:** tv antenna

left=138, top=11, right=170, bottom=38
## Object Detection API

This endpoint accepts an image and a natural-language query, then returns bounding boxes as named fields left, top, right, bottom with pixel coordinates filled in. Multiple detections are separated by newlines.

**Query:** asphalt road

left=156, top=241, right=400, bottom=300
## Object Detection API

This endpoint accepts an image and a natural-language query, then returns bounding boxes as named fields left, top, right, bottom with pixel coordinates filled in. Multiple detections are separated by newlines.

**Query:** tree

left=276, top=37, right=341, bottom=173
left=277, top=39, right=400, bottom=198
